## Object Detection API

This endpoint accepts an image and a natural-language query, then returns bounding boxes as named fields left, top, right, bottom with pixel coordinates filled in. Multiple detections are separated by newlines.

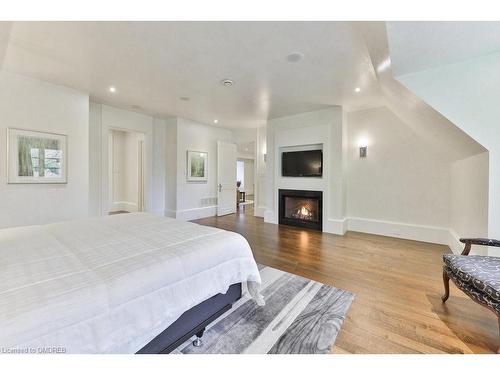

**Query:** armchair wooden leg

left=442, top=270, right=450, bottom=303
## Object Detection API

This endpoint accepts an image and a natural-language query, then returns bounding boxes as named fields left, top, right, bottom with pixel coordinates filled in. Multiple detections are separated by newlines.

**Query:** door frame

left=107, top=128, right=146, bottom=214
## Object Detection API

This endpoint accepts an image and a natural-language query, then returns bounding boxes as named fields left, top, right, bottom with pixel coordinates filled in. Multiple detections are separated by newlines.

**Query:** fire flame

left=291, top=204, right=314, bottom=221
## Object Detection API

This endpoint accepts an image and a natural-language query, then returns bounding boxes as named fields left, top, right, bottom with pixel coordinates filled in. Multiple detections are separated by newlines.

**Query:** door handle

left=218, top=183, right=222, bottom=192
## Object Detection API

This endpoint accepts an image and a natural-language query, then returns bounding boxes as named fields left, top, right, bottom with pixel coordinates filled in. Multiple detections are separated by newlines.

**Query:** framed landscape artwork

left=187, top=150, right=208, bottom=182
left=7, top=128, right=67, bottom=184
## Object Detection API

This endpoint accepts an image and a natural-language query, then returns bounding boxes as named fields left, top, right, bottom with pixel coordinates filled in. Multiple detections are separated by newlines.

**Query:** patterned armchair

left=442, top=238, right=500, bottom=354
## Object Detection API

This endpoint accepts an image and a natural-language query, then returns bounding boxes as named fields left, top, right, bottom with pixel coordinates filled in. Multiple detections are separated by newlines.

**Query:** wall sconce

left=359, top=146, right=367, bottom=158
left=358, top=140, right=368, bottom=158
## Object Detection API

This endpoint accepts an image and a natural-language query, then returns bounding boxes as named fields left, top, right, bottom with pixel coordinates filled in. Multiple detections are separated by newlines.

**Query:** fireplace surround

left=278, top=189, right=323, bottom=231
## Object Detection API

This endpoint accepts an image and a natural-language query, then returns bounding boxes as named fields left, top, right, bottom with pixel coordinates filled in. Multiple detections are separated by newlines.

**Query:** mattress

left=0, top=213, right=262, bottom=353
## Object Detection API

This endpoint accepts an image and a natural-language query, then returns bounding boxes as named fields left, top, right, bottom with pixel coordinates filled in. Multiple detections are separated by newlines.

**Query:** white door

left=217, top=141, right=237, bottom=216
left=137, top=140, right=145, bottom=212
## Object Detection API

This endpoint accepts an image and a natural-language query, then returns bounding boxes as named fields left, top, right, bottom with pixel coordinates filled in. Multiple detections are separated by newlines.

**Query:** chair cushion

left=443, top=254, right=500, bottom=302
left=444, top=265, right=500, bottom=314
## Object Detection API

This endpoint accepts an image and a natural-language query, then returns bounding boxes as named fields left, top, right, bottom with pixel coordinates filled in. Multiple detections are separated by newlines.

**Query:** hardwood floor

left=194, top=205, right=499, bottom=354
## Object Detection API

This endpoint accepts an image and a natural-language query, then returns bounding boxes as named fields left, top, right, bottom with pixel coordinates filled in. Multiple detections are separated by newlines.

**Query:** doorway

left=108, top=129, right=145, bottom=215
left=236, top=141, right=255, bottom=210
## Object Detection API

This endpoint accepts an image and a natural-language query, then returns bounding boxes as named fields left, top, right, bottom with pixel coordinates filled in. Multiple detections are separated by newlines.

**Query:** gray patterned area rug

left=175, top=264, right=354, bottom=354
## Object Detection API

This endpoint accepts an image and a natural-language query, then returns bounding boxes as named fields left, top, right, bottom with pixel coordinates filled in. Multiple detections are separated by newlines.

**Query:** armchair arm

left=459, top=238, right=500, bottom=246
left=459, top=238, right=500, bottom=255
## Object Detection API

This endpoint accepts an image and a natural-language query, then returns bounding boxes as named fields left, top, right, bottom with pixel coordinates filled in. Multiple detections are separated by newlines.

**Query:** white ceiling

left=0, top=21, right=383, bottom=129
left=387, top=21, right=500, bottom=77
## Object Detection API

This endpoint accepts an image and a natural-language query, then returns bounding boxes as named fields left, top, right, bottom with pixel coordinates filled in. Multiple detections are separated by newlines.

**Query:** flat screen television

left=282, top=149, right=323, bottom=177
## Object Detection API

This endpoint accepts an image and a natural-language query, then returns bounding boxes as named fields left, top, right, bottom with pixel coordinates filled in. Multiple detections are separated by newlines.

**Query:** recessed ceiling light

left=180, top=96, right=190, bottom=101
left=109, top=86, right=116, bottom=93
left=214, top=119, right=218, bottom=124
left=220, top=79, right=234, bottom=87
left=286, top=52, right=304, bottom=63
left=355, top=87, right=361, bottom=93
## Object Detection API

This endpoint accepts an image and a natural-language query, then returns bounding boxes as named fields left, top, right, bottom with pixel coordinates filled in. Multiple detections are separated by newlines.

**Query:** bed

left=0, top=213, right=263, bottom=353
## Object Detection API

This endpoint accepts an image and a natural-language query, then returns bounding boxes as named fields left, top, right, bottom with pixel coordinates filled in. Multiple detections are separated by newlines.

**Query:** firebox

left=278, top=189, right=323, bottom=231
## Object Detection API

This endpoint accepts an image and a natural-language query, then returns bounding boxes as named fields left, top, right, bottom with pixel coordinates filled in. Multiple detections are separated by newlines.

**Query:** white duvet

left=0, top=213, right=262, bottom=353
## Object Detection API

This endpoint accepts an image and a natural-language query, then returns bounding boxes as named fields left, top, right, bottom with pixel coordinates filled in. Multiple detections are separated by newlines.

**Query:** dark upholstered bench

left=442, top=238, right=500, bottom=354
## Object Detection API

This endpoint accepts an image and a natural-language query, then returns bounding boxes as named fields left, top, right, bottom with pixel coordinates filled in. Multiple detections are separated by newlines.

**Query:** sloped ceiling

left=387, top=21, right=500, bottom=77
left=351, top=21, right=486, bottom=162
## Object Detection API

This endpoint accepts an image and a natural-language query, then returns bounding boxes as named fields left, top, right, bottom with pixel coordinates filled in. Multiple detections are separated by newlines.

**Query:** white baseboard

left=167, top=206, right=218, bottom=221
left=111, top=201, right=137, bottom=212
left=254, top=206, right=266, bottom=218
left=447, top=229, right=463, bottom=254
left=264, top=210, right=277, bottom=224
left=324, top=218, right=347, bottom=235
left=166, top=205, right=459, bottom=249
left=346, top=217, right=450, bottom=245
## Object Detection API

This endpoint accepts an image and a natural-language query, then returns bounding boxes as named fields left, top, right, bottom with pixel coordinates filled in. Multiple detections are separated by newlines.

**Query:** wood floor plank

left=194, top=205, right=499, bottom=354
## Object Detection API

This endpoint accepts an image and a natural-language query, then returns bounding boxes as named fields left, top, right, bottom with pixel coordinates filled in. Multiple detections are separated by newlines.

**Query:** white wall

left=449, top=152, right=489, bottom=254
left=89, top=102, right=102, bottom=216
left=396, top=53, right=500, bottom=256
left=151, top=118, right=167, bottom=216
left=243, top=159, right=254, bottom=195
left=346, top=106, right=452, bottom=244
left=0, top=71, right=89, bottom=229
left=165, top=118, right=178, bottom=215
left=89, top=103, right=167, bottom=216
left=265, top=107, right=346, bottom=234
left=255, top=126, right=267, bottom=217
left=166, top=117, right=233, bottom=220
left=260, top=104, right=487, bottom=248
left=232, top=128, right=257, bottom=145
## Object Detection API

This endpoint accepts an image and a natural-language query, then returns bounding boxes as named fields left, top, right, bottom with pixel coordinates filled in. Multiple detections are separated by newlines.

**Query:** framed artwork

left=187, top=150, right=208, bottom=182
left=7, top=128, right=67, bottom=184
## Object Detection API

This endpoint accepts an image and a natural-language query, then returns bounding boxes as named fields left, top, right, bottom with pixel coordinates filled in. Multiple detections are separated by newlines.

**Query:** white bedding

left=0, top=213, right=262, bottom=353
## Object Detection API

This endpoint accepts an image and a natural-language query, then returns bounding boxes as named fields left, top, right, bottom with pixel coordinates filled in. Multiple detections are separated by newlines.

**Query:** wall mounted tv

left=282, top=149, right=323, bottom=177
